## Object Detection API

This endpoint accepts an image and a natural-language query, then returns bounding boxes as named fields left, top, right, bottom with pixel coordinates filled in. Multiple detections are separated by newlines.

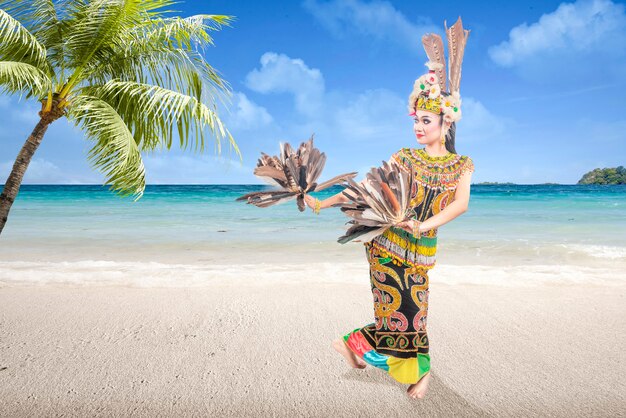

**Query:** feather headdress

left=236, top=135, right=358, bottom=212
left=336, top=159, right=414, bottom=244
left=408, top=17, right=470, bottom=125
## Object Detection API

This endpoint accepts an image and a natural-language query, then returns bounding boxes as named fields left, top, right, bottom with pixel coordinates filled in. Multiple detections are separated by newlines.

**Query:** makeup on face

left=413, top=115, right=433, bottom=128
left=412, top=110, right=443, bottom=143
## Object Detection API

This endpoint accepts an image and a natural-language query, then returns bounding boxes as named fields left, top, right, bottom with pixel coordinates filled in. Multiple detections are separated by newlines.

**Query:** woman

left=304, top=18, right=474, bottom=400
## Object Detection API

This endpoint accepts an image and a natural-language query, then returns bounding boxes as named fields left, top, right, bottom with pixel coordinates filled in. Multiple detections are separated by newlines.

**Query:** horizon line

left=5, top=182, right=605, bottom=186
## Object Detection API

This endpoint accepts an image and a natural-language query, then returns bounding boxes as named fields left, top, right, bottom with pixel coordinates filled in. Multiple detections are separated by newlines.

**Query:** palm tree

left=0, top=0, right=241, bottom=235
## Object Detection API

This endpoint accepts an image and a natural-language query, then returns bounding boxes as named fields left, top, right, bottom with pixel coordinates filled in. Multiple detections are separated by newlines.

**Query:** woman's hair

left=439, top=92, right=457, bottom=154
left=441, top=119, right=457, bottom=154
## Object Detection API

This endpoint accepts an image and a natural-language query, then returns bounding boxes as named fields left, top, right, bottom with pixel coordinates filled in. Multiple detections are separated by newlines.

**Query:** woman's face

left=413, top=109, right=442, bottom=145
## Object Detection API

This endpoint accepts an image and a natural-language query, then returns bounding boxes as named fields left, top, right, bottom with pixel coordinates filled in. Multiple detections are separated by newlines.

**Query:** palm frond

left=27, top=0, right=75, bottom=77
left=79, top=79, right=239, bottom=157
left=66, top=94, right=146, bottom=200
left=63, top=0, right=143, bottom=72
left=82, top=14, right=234, bottom=110
left=0, top=0, right=240, bottom=204
left=0, top=0, right=78, bottom=30
left=63, top=1, right=186, bottom=73
left=134, top=14, right=234, bottom=51
left=85, top=47, right=229, bottom=108
left=136, top=15, right=234, bottom=97
left=0, top=9, right=50, bottom=73
left=29, top=0, right=67, bottom=74
left=0, top=61, right=51, bottom=97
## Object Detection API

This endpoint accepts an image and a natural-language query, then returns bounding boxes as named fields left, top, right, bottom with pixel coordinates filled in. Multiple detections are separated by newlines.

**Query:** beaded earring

left=440, top=122, right=446, bottom=146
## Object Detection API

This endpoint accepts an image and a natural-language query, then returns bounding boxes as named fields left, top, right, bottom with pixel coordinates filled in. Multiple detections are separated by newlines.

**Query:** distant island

left=472, top=167, right=626, bottom=185
left=474, top=182, right=561, bottom=185
left=578, top=166, right=626, bottom=185
left=475, top=182, right=517, bottom=185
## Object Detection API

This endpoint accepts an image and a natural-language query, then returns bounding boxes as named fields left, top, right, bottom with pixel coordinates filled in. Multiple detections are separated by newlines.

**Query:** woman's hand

left=304, top=194, right=317, bottom=210
left=396, top=219, right=417, bottom=235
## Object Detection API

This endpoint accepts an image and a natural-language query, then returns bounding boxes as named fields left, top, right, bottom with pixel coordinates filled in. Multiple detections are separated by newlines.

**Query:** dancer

left=305, top=17, right=474, bottom=399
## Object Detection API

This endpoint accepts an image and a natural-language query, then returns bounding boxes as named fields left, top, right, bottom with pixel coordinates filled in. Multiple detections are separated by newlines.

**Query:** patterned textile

left=370, top=147, right=474, bottom=269
left=342, top=147, right=474, bottom=385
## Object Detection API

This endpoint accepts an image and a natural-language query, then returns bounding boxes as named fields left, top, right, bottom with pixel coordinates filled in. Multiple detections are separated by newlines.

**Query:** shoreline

left=1, top=257, right=624, bottom=288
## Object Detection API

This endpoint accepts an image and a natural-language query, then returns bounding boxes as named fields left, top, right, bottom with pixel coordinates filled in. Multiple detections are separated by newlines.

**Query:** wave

left=0, top=260, right=623, bottom=288
left=440, top=240, right=626, bottom=262
left=559, top=244, right=626, bottom=259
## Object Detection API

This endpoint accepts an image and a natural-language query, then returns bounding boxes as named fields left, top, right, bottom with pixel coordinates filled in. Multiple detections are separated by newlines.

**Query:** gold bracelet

left=412, top=220, right=421, bottom=238
left=314, top=198, right=321, bottom=215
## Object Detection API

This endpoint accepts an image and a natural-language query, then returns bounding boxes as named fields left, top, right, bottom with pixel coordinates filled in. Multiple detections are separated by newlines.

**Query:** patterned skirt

left=342, top=242, right=431, bottom=385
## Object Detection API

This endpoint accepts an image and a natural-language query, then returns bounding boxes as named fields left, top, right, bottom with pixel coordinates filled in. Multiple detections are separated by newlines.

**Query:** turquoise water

left=1, top=184, right=625, bottom=266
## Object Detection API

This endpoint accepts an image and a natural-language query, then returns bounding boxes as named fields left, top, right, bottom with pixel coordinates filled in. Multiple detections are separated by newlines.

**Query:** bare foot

left=331, top=338, right=366, bottom=369
left=407, top=371, right=431, bottom=399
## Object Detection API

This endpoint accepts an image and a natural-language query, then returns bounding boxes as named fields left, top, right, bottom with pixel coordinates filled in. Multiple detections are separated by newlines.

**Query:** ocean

left=1, top=184, right=624, bottom=287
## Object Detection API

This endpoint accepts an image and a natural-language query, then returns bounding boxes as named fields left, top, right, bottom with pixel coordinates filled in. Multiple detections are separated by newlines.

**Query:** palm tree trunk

left=0, top=117, right=53, bottom=235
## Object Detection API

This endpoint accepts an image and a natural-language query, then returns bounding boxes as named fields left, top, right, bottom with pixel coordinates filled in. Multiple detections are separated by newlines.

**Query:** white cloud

left=243, top=52, right=507, bottom=146
left=223, top=92, right=273, bottom=131
left=0, top=158, right=100, bottom=184
left=0, top=158, right=62, bottom=184
left=458, top=98, right=509, bottom=142
left=489, top=0, right=626, bottom=74
left=242, top=53, right=411, bottom=145
left=302, top=0, right=438, bottom=52
left=245, top=52, right=325, bottom=116
left=332, top=88, right=407, bottom=142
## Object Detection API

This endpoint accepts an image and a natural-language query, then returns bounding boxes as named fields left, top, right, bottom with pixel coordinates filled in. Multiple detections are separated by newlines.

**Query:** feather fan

left=236, top=135, right=358, bottom=212
left=335, top=159, right=415, bottom=244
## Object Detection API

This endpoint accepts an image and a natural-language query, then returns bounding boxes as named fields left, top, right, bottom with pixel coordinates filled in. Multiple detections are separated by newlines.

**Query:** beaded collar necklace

left=412, top=147, right=456, bottom=162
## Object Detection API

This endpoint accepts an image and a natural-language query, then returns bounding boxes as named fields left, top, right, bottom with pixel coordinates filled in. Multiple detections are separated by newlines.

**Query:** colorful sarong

left=342, top=242, right=431, bottom=384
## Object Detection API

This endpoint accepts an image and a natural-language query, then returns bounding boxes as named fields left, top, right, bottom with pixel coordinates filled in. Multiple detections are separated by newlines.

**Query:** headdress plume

left=421, top=33, right=447, bottom=92
left=445, top=17, right=470, bottom=95
left=408, top=16, right=470, bottom=125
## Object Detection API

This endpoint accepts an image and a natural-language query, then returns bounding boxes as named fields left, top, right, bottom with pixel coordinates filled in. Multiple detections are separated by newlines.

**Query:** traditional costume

left=342, top=17, right=475, bottom=385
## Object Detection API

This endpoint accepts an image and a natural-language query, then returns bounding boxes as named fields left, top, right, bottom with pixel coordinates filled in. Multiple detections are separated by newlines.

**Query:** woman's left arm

left=397, top=169, right=473, bottom=234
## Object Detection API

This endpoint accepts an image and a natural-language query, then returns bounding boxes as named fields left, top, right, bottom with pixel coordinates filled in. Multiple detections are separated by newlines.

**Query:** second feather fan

left=337, top=159, right=415, bottom=244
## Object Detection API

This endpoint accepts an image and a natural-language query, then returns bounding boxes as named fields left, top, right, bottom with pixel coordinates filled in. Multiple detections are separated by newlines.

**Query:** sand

left=0, top=279, right=625, bottom=417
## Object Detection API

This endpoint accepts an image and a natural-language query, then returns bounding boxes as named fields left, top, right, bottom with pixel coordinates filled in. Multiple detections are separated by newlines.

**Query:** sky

left=1, top=0, right=625, bottom=185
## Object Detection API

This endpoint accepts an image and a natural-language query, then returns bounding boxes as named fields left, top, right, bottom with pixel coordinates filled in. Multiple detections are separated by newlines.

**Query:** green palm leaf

left=0, top=8, right=50, bottom=73
left=83, top=14, right=234, bottom=106
left=67, top=94, right=146, bottom=200
left=0, top=61, right=51, bottom=96
left=81, top=79, right=240, bottom=156
left=0, top=0, right=240, bottom=234
left=136, top=14, right=234, bottom=50
left=85, top=44, right=226, bottom=106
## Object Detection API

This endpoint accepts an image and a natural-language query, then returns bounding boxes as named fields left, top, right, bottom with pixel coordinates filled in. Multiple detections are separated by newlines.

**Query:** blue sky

left=1, top=0, right=625, bottom=185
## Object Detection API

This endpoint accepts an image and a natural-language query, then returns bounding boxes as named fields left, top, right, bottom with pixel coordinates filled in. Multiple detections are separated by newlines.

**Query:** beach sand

left=1, top=279, right=624, bottom=417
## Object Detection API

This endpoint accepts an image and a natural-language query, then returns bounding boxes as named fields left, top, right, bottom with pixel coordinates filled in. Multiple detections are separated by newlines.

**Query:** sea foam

left=1, top=260, right=623, bottom=288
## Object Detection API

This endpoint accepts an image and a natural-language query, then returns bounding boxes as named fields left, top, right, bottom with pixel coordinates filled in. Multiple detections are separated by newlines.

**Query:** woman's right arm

left=305, top=151, right=400, bottom=211
left=304, top=187, right=357, bottom=210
